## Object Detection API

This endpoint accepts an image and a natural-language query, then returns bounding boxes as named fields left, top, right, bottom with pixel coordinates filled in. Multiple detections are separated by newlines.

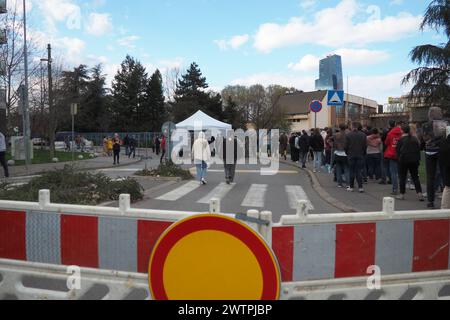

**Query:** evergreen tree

left=111, top=55, right=148, bottom=131
left=223, top=96, right=246, bottom=130
left=78, top=65, right=109, bottom=132
left=57, top=65, right=90, bottom=131
left=403, top=0, right=450, bottom=115
left=172, top=62, right=224, bottom=122
left=144, top=69, right=167, bottom=132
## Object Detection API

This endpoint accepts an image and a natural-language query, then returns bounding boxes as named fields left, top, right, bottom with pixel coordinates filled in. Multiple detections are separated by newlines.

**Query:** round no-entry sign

left=310, top=100, right=323, bottom=113
left=148, top=215, right=281, bottom=300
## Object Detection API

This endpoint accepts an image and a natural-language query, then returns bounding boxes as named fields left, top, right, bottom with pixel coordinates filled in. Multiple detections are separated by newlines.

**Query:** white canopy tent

left=175, top=110, right=232, bottom=130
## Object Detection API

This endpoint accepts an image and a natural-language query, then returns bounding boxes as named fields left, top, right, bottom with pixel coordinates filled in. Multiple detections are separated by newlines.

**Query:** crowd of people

left=281, top=107, right=450, bottom=210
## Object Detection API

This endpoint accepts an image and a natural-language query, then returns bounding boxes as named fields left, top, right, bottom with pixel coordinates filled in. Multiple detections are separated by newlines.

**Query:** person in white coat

left=192, top=132, right=211, bottom=185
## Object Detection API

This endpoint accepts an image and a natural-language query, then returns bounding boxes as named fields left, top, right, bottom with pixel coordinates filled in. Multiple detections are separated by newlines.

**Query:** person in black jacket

left=440, top=133, right=450, bottom=209
left=221, top=133, right=239, bottom=184
left=396, top=125, right=424, bottom=201
left=113, top=138, right=121, bottom=165
left=310, top=129, right=324, bottom=173
left=298, top=131, right=310, bottom=169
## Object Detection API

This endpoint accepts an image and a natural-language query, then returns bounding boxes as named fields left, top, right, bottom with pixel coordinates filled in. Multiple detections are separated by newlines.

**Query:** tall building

left=315, top=54, right=343, bottom=91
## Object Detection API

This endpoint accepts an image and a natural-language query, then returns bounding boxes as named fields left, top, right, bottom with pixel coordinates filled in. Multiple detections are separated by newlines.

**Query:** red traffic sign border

left=310, top=100, right=323, bottom=113
left=148, top=214, right=281, bottom=300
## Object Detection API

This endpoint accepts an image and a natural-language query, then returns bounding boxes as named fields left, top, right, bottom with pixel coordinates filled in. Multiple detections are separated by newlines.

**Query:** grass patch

left=135, top=161, right=193, bottom=180
left=5, top=149, right=92, bottom=166
left=0, top=165, right=144, bottom=205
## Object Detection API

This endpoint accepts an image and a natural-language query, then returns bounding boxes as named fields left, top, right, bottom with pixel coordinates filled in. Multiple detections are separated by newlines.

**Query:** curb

left=9, top=157, right=143, bottom=178
left=280, top=159, right=358, bottom=213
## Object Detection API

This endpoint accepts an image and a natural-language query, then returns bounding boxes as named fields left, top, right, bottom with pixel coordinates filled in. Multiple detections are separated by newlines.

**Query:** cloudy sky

left=16, top=0, right=447, bottom=104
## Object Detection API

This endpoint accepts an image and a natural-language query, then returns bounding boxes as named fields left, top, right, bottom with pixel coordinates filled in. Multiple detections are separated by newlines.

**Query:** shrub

left=135, top=161, right=193, bottom=180
left=0, top=165, right=144, bottom=205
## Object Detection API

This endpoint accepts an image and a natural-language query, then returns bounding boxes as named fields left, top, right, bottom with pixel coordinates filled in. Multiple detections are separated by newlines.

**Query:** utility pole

left=46, top=44, right=55, bottom=159
left=22, top=0, right=32, bottom=169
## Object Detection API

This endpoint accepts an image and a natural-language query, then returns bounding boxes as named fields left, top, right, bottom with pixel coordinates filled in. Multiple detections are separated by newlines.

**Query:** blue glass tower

left=315, top=55, right=343, bottom=91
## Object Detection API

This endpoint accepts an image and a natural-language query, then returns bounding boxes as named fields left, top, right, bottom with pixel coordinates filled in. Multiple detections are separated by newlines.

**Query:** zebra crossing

left=154, top=181, right=314, bottom=211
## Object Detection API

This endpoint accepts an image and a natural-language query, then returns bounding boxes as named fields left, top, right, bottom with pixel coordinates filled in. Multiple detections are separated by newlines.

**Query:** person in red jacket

left=384, top=122, right=404, bottom=195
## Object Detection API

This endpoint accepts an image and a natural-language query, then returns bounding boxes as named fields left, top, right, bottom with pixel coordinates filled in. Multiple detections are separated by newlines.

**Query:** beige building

left=278, top=91, right=378, bottom=132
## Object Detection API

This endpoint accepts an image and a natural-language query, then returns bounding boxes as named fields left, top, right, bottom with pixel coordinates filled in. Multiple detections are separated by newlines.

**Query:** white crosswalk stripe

left=154, top=181, right=315, bottom=212
left=285, top=185, right=314, bottom=211
left=197, top=182, right=236, bottom=204
left=241, top=184, right=268, bottom=208
left=156, top=181, right=201, bottom=201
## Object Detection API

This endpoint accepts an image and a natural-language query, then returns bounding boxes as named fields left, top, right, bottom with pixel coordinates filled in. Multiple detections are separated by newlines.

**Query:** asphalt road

left=98, top=160, right=341, bottom=222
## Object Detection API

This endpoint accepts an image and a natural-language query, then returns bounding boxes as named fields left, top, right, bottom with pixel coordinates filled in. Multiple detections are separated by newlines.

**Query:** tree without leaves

left=221, top=84, right=292, bottom=131
left=0, top=2, right=43, bottom=134
left=403, top=0, right=450, bottom=116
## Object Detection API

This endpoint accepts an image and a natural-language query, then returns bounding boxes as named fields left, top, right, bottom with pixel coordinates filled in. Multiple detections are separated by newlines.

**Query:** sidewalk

left=281, top=158, right=439, bottom=212
left=5, top=154, right=142, bottom=179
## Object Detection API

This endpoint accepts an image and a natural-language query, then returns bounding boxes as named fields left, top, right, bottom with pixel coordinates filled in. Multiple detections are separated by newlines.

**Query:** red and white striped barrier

left=1, top=191, right=450, bottom=284
left=272, top=199, right=450, bottom=283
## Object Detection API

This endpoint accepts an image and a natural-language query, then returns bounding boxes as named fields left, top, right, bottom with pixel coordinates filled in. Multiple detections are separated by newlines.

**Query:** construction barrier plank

left=413, top=219, right=450, bottom=273
left=272, top=227, right=294, bottom=282
left=137, top=220, right=173, bottom=274
left=61, top=215, right=99, bottom=268
left=335, top=223, right=376, bottom=278
left=0, top=210, right=26, bottom=261
left=376, top=220, right=414, bottom=275
left=26, top=211, right=61, bottom=265
left=294, top=224, right=336, bottom=281
left=99, top=217, right=137, bottom=272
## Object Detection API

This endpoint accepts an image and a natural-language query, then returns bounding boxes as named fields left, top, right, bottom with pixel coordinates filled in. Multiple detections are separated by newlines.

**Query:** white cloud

left=299, top=0, right=316, bottom=10
left=231, top=73, right=316, bottom=91
left=335, top=48, right=390, bottom=65
left=85, top=13, right=113, bottom=36
left=348, top=71, right=411, bottom=103
left=214, top=34, right=250, bottom=51
left=117, top=35, right=140, bottom=49
left=37, top=0, right=82, bottom=32
left=288, top=54, right=320, bottom=72
left=254, top=0, right=421, bottom=53
left=289, top=49, right=389, bottom=72
left=230, top=70, right=411, bottom=104
left=53, top=37, right=86, bottom=65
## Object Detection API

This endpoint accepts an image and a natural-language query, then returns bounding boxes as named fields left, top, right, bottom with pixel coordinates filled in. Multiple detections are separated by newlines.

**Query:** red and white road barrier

left=1, top=191, right=450, bottom=284
left=272, top=199, right=450, bottom=282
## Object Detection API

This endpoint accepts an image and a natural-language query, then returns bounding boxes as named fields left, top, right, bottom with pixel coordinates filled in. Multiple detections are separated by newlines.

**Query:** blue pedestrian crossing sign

left=327, top=90, right=344, bottom=106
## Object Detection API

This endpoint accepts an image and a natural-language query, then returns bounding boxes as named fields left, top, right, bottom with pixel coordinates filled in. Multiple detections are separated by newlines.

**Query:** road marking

left=197, top=182, right=236, bottom=204
left=98, top=168, right=141, bottom=172
left=285, top=185, right=314, bottom=211
left=241, top=184, right=268, bottom=208
left=189, top=168, right=298, bottom=174
left=156, top=181, right=201, bottom=201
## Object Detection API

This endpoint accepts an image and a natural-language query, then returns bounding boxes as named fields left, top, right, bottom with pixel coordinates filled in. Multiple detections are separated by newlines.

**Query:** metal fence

left=82, top=133, right=161, bottom=148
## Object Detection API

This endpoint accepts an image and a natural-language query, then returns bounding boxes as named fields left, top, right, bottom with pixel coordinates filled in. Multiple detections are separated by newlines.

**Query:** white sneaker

left=347, top=187, right=354, bottom=192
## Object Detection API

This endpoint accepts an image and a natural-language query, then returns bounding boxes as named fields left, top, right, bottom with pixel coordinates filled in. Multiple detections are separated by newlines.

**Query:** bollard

left=39, top=190, right=51, bottom=209
left=383, top=197, right=396, bottom=217
left=119, top=194, right=131, bottom=215
left=210, top=198, right=221, bottom=214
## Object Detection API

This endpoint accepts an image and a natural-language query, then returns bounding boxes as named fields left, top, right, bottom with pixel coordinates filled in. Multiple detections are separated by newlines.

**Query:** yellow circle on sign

left=163, top=230, right=264, bottom=300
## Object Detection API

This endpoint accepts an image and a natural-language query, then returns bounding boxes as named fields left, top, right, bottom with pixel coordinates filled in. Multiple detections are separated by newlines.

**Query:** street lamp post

left=22, top=0, right=31, bottom=169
